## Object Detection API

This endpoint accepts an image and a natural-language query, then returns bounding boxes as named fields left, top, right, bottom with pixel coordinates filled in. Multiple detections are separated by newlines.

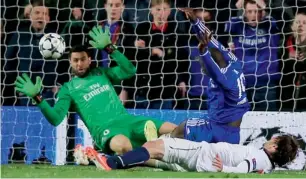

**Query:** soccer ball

left=39, top=33, right=66, bottom=59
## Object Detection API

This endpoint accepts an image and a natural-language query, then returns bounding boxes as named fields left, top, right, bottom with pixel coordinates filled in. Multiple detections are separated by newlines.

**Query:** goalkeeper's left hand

left=88, top=26, right=112, bottom=50
left=15, top=73, right=42, bottom=98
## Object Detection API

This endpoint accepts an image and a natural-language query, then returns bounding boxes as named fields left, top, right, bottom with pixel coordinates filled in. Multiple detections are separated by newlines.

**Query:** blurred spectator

left=1, top=0, right=30, bottom=42
left=225, top=0, right=281, bottom=111
left=184, top=8, right=215, bottom=110
left=96, top=0, right=136, bottom=105
left=281, top=10, right=306, bottom=111
left=3, top=0, right=67, bottom=106
left=130, top=0, right=188, bottom=109
left=235, top=0, right=294, bottom=33
left=123, top=0, right=150, bottom=24
left=123, top=0, right=186, bottom=32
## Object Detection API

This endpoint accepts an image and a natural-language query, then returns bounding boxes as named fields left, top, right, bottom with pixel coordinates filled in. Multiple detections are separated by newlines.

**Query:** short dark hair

left=151, top=0, right=171, bottom=7
left=297, top=9, right=306, bottom=16
left=272, top=135, right=299, bottom=167
left=30, top=0, right=47, bottom=7
left=68, top=45, right=90, bottom=59
left=104, top=0, right=125, bottom=5
left=243, top=0, right=258, bottom=8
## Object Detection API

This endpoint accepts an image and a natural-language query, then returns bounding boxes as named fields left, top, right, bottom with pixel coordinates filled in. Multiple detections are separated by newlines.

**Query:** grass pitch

left=1, top=164, right=306, bottom=178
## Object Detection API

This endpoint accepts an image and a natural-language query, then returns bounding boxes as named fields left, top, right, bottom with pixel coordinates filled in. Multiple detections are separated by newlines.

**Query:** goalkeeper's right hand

left=15, top=73, right=42, bottom=98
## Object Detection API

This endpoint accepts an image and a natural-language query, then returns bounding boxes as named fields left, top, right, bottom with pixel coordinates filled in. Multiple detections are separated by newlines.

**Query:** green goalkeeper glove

left=15, top=73, right=42, bottom=98
left=88, top=26, right=112, bottom=50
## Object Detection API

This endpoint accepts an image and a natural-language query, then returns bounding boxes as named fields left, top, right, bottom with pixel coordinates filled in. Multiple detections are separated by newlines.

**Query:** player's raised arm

left=196, top=32, right=229, bottom=88
left=89, top=26, right=136, bottom=82
left=15, top=73, right=71, bottom=126
left=179, top=8, right=237, bottom=64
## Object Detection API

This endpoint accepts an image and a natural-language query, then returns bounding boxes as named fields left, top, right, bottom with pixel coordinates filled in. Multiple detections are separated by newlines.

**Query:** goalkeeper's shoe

left=144, top=120, right=158, bottom=141
left=74, top=144, right=89, bottom=165
left=86, top=146, right=111, bottom=171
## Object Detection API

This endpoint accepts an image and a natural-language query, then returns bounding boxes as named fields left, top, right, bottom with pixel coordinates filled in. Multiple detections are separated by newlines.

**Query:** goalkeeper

left=14, top=26, right=177, bottom=158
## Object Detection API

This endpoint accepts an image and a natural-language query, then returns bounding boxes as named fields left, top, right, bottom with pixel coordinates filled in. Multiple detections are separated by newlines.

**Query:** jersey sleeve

left=37, top=84, right=72, bottom=126
left=222, top=151, right=273, bottom=173
left=199, top=51, right=229, bottom=89
left=104, top=50, right=136, bottom=83
left=192, top=19, right=238, bottom=64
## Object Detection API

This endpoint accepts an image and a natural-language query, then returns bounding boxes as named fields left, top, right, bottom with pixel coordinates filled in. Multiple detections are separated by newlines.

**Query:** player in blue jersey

left=170, top=8, right=250, bottom=144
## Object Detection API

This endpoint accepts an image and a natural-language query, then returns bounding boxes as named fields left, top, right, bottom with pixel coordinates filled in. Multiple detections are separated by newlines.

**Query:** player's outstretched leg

left=102, top=138, right=201, bottom=171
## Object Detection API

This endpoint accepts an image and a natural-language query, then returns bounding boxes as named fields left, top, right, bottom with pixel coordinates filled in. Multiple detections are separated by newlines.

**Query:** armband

left=104, top=44, right=117, bottom=54
left=33, top=95, right=43, bottom=104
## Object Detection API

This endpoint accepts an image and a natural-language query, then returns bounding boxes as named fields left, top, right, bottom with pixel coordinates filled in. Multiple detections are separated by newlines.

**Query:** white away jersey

left=197, top=142, right=274, bottom=173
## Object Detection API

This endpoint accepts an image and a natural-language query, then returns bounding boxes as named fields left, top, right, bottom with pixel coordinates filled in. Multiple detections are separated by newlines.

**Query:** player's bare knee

left=170, top=120, right=186, bottom=138
left=142, top=139, right=165, bottom=160
left=109, top=134, right=132, bottom=155
left=159, top=122, right=177, bottom=135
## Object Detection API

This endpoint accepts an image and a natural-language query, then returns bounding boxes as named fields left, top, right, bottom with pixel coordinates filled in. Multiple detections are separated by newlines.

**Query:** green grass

left=1, top=164, right=306, bottom=178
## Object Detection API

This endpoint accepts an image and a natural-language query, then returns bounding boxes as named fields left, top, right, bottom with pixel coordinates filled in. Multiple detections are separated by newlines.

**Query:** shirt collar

left=152, top=22, right=168, bottom=32
left=263, top=148, right=276, bottom=169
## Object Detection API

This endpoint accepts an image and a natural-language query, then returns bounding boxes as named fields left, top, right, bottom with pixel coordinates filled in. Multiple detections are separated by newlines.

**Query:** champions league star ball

left=39, top=33, right=66, bottom=59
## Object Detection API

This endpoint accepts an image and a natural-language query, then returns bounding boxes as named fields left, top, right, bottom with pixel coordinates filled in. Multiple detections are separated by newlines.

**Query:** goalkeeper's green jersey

left=37, top=50, right=136, bottom=140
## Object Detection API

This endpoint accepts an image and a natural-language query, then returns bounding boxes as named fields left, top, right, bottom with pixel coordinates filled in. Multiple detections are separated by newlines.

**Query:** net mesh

left=1, top=0, right=306, bottom=168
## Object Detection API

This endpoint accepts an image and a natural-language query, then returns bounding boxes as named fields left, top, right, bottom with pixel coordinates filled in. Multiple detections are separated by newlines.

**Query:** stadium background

left=1, top=0, right=306, bottom=177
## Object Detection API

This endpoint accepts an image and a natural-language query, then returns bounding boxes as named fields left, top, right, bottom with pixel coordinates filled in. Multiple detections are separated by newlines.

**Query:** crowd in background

left=1, top=0, right=306, bottom=112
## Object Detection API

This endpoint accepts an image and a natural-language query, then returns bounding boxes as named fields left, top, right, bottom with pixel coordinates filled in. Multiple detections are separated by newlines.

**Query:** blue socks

left=106, top=147, right=150, bottom=169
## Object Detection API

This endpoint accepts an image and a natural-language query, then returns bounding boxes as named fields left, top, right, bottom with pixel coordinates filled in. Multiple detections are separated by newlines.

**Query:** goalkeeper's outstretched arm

left=37, top=85, right=71, bottom=126
left=88, top=25, right=136, bottom=82
left=14, top=73, right=71, bottom=126
left=104, top=49, right=137, bottom=82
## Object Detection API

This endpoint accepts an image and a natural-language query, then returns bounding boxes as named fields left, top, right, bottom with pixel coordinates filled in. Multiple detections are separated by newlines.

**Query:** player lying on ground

left=170, top=8, right=250, bottom=144
left=86, top=135, right=299, bottom=173
left=14, top=26, right=177, bottom=160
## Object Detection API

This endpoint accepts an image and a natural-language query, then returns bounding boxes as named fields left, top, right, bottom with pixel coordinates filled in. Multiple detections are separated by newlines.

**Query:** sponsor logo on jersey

left=103, top=129, right=110, bottom=136
left=83, top=83, right=111, bottom=101
left=75, top=84, right=82, bottom=89
left=238, top=37, right=267, bottom=46
left=257, top=29, right=265, bottom=35
left=210, top=79, right=217, bottom=88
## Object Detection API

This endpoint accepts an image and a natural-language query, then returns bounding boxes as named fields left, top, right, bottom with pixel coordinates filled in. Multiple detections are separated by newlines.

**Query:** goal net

left=1, top=0, right=306, bottom=169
